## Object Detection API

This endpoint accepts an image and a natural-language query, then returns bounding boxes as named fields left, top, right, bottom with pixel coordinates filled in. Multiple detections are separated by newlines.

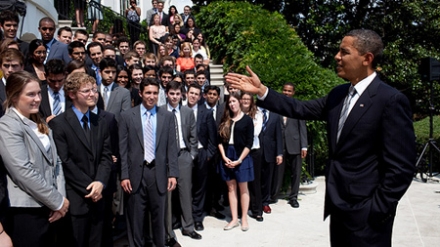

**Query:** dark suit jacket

left=258, top=76, right=416, bottom=231
left=119, top=105, right=179, bottom=194
left=0, top=81, right=5, bottom=117
left=258, top=110, right=283, bottom=162
left=49, top=107, right=112, bottom=215
left=196, top=105, right=217, bottom=158
left=46, top=39, right=71, bottom=65
left=17, top=38, right=29, bottom=58
left=282, top=116, right=307, bottom=155
left=39, top=85, right=72, bottom=119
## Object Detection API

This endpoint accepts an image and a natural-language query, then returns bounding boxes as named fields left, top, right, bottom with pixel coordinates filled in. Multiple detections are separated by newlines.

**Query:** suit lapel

left=132, top=106, right=144, bottom=148
left=89, top=113, right=99, bottom=156
left=106, top=84, right=119, bottom=110
left=336, top=78, right=379, bottom=146
left=156, top=107, right=164, bottom=148
left=18, top=118, right=52, bottom=163
left=65, top=108, right=93, bottom=154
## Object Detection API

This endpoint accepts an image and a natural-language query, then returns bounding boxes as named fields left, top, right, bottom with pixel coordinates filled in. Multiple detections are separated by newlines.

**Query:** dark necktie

left=82, top=114, right=90, bottom=143
left=262, top=109, right=268, bottom=132
left=337, top=85, right=356, bottom=142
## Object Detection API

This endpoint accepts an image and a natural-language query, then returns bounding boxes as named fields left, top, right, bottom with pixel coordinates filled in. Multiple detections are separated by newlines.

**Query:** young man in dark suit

left=39, top=59, right=71, bottom=122
left=187, top=84, right=217, bottom=231
left=0, top=48, right=24, bottom=117
left=258, top=108, right=283, bottom=214
left=119, top=78, right=179, bottom=247
left=164, top=81, right=201, bottom=242
left=271, top=82, right=308, bottom=208
left=38, top=17, right=71, bottom=65
left=49, top=72, right=112, bottom=247
left=0, top=10, right=29, bottom=57
left=227, top=29, right=416, bottom=247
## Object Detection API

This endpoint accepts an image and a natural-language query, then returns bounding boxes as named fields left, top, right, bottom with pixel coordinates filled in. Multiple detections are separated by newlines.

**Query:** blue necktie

left=53, top=92, right=61, bottom=115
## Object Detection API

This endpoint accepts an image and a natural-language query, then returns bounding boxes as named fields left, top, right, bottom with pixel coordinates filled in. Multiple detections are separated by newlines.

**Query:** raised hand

left=225, top=66, right=268, bottom=97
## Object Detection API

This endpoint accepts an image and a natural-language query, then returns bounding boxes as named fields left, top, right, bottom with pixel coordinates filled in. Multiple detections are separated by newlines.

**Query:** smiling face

left=69, top=82, right=96, bottom=111
left=140, top=84, right=159, bottom=110
left=12, top=80, right=41, bottom=118
left=89, top=46, right=103, bottom=66
left=1, top=20, right=18, bottom=39
left=116, top=70, right=129, bottom=87
left=131, top=68, right=144, bottom=86
left=118, top=42, right=129, bottom=55
left=240, top=94, right=252, bottom=112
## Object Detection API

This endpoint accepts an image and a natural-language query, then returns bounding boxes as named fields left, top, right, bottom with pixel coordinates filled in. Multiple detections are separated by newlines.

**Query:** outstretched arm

left=225, top=66, right=268, bottom=97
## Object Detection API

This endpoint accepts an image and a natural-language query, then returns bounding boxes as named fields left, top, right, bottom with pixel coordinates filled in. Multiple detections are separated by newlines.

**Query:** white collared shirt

left=167, top=104, right=187, bottom=149
left=48, top=86, right=65, bottom=115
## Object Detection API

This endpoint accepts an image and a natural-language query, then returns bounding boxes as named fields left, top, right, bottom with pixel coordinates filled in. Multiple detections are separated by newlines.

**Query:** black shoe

left=209, top=210, right=226, bottom=219
left=166, top=238, right=181, bottom=247
left=269, top=198, right=278, bottom=204
left=172, top=221, right=182, bottom=230
left=289, top=199, right=300, bottom=208
left=249, top=214, right=264, bottom=222
left=195, top=221, right=204, bottom=231
left=182, top=230, right=202, bottom=240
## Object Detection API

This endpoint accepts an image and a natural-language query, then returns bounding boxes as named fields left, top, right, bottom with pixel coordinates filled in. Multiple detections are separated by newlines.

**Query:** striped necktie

left=53, top=92, right=61, bottom=115
left=144, top=111, right=155, bottom=163
left=337, top=85, right=356, bottom=142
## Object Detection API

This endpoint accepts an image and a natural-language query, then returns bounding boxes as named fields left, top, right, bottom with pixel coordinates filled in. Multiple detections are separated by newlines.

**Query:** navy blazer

left=258, top=110, right=283, bottom=162
left=258, top=76, right=416, bottom=231
left=196, top=105, right=217, bottom=158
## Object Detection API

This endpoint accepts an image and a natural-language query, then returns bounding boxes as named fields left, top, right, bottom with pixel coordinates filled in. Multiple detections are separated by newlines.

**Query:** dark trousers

left=192, top=148, right=210, bottom=222
left=248, top=149, right=263, bottom=216
left=5, top=207, right=53, bottom=247
left=125, top=166, right=166, bottom=247
left=272, top=152, right=302, bottom=201
left=260, top=154, right=275, bottom=206
left=71, top=205, right=104, bottom=247
left=330, top=213, right=394, bottom=247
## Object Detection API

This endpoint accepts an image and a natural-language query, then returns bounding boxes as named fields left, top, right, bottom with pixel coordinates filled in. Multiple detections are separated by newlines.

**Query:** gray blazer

left=179, top=105, right=198, bottom=159
left=46, top=39, right=71, bottom=65
left=0, top=109, right=64, bottom=210
left=282, top=116, right=308, bottom=155
left=99, top=83, right=131, bottom=121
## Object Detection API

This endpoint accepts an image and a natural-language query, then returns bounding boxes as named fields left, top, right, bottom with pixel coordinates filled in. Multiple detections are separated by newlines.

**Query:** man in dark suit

left=201, top=85, right=226, bottom=219
left=119, top=78, right=179, bottom=247
left=187, top=84, right=217, bottom=231
left=0, top=48, right=24, bottom=117
left=49, top=72, right=112, bottom=247
left=38, top=17, right=71, bottom=65
left=226, top=29, right=416, bottom=247
left=0, top=10, right=29, bottom=57
left=97, top=58, right=131, bottom=121
left=180, top=5, right=195, bottom=26
left=164, top=81, right=201, bottom=242
left=39, top=59, right=72, bottom=122
left=153, top=1, right=170, bottom=27
left=259, top=108, right=283, bottom=214
left=271, top=82, right=308, bottom=208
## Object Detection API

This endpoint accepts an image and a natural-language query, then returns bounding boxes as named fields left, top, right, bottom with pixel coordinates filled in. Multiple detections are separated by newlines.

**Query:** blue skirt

left=218, top=146, right=254, bottom=183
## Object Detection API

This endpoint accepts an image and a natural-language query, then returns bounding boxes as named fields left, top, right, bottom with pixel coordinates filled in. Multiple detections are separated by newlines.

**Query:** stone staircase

left=209, top=63, right=226, bottom=102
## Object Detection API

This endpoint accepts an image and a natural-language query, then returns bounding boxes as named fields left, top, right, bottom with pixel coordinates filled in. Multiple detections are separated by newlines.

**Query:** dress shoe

left=165, top=238, right=181, bottom=247
left=172, top=221, right=182, bottom=229
left=289, top=200, right=300, bottom=208
left=209, top=209, right=226, bottom=219
left=223, top=222, right=239, bottom=231
left=195, top=221, right=204, bottom=231
left=263, top=205, right=271, bottom=214
left=249, top=214, right=264, bottom=222
left=182, top=230, right=202, bottom=240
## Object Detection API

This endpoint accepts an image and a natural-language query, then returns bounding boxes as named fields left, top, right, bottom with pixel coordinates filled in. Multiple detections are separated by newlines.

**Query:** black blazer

left=196, top=105, right=217, bottom=158
left=0, top=81, right=5, bottom=117
left=258, top=110, right=283, bottom=162
left=39, top=84, right=73, bottom=119
left=258, top=76, right=416, bottom=232
left=49, top=107, right=112, bottom=215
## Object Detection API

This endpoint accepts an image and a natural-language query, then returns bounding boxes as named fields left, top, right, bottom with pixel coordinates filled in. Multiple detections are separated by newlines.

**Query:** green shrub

left=197, top=1, right=344, bottom=174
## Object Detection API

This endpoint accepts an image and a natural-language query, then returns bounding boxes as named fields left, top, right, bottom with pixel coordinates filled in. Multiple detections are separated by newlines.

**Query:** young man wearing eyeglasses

left=49, top=72, right=112, bottom=247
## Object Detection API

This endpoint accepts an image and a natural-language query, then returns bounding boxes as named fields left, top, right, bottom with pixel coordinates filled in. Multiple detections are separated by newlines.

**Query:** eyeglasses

left=78, top=88, right=98, bottom=95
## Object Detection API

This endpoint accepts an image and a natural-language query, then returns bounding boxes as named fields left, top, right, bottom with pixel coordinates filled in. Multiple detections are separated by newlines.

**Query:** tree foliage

left=193, top=0, right=440, bottom=119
